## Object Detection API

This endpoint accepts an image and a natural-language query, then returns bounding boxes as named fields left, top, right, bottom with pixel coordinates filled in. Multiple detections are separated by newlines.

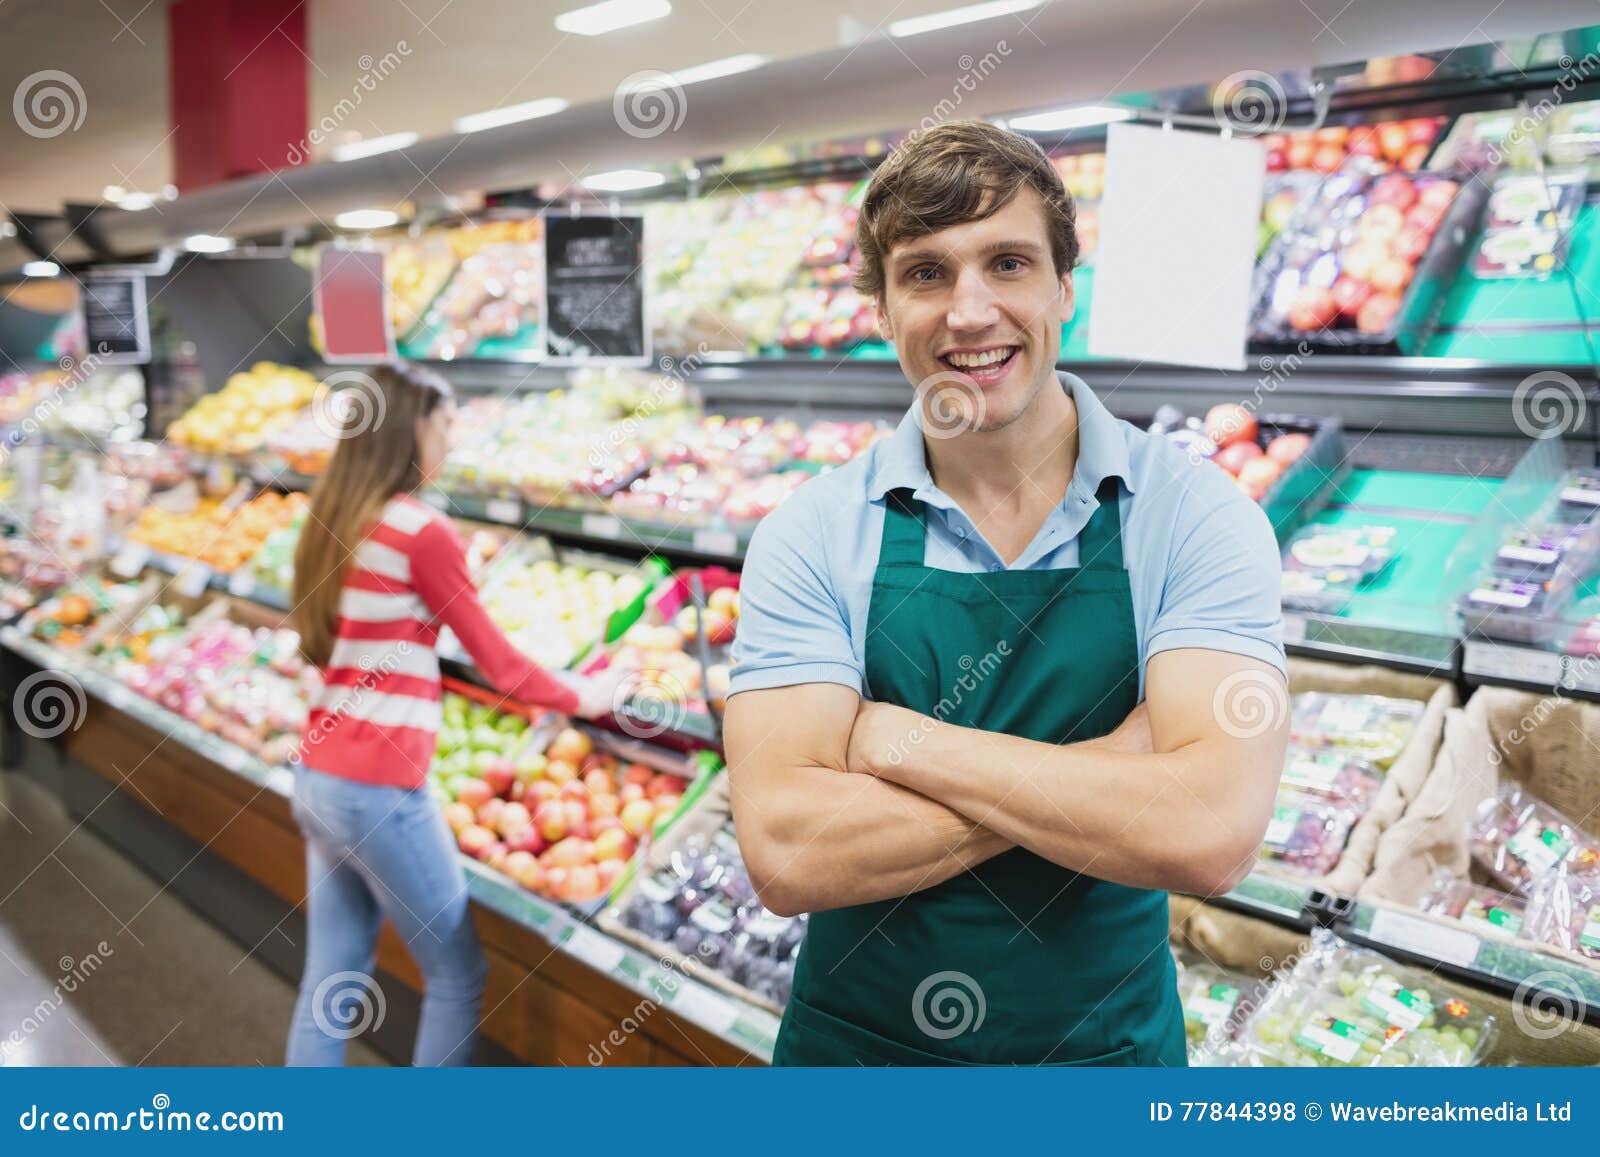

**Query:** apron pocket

left=776, top=994, right=1138, bottom=1067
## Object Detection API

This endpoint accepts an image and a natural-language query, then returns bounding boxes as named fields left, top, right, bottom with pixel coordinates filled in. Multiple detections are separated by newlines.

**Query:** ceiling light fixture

left=555, top=0, right=671, bottom=36
left=668, top=53, right=768, bottom=85
left=581, top=168, right=666, bottom=192
left=21, top=261, right=60, bottom=277
left=453, top=97, right=569, bottom=134
left=334, top=209, right=403, bottom=230
left=888, top=0, right=1040, bottom=38
left=330, top=132, right=419, bottom=162
left=183, top=234, right=235, bottom=254
left=1006, top=104, right=1138, bottom=133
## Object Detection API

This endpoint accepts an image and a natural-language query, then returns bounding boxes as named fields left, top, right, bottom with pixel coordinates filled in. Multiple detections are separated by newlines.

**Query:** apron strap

left=1076, top=477, right=1125, bottom=571
left=878, top=489, right=927, bottom=567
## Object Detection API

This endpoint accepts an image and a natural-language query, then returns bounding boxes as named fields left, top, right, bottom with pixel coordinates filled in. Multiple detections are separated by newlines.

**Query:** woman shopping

left=285, top=361, right=619, bottom=1066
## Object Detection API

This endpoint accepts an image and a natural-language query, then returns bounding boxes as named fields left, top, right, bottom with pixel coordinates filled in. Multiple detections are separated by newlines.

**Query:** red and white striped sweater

left=302, top=495, right=579, bottom=787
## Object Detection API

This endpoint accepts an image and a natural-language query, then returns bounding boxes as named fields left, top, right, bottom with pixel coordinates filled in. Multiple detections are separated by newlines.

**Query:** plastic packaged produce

left=1173, top=951, right=1257, bottom=1054
left=1458, top=576, right=1572, bottom=646
left=1418, top=870, right=1527, bottom=937
left=1543, top=100, right=1600, bottom=164
left=1524, top=861, right=1600, bottom=961
left=1277, top=746, right=1384, bottom=808
left=1280, top=567, right=1362, bottom=615
left=1258, top=791, right=1360, bottom=877
left=1288, top=692, right=1424, bottom=768
left=1492, top=523, right=1598, bottom=582
left=1283, top=523, right=1397, bottom=579
left=1469, top=783, right=1600, bottom=895
left=1228, top=930, right=1494, bottom=1067
left=1557, top=469, right=1600, bottom=521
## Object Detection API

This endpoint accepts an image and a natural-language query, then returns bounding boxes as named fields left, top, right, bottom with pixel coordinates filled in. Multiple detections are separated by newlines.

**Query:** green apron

left=773, top=478, right=1187, bottom=1066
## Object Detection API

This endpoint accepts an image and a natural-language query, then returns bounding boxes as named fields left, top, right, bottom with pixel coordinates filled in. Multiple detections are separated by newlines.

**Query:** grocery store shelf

left=1209, top=872, right=1316, bottom=928
left=0, top=626, right=776, bottom=1060
left=1462, top=639, right=1600, bottom=701
left=1285, top=611, right=1460, bottom=676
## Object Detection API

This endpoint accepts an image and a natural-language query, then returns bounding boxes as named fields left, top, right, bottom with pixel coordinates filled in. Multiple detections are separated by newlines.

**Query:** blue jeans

left=286, top=767, right=487, bottom=1066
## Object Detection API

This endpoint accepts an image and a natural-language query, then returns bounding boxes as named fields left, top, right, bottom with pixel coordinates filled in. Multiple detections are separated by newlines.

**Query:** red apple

left=534, top=799, right=568, bottom=842
left=1311, top=144, right=1345, bottom=173
left=588, top=793, right=620, bottom=819
left=619, top=783, right=646, bottom=804
left=623, top=763, right=653, bottom=788
left=1286, top=138, right=1316, bottom=169
left=1378, top=122, right=1410, bottom=161
left=476, top=798, right=506, bottom=831
left=590, top=815, right=624, bottom=837
left=1370, top=257, right=1414, bottom=295
left=1406, top=117, right=1438, bottom=144
left=1358, top=203, right=1405, bottom=241
left=1418, top=179, right=1458, bottom=210
left=1340, top=242, right=1388, bottom=283
left=542, top=866, right=569, bottom=898
left=595, top=859, right=624, bottom=890
left=1400, top=143, right=1430, bottom=171
left=1392, top=226, right=1430, bottom=264
left=455, top=779, right=493, bottom=811
left=646, top=773, right=682, bottom=800
left=582, top=769, right=614, bottom=796
left=481, top=841, right=508, bottom=868
left=1331, top=276, right=1374, bottom=320
left=495, top=801, right=532, bottom=839
left=1356, top=292, right=1402, bottom=335
left=593, top=828, right=635, bottom=863
left=547, top=727, right=593, bottom=764
left=443, top=802, right=475, bottom=835
left=1238, top=456, right=1285, bottom=492
left=458, top=824, right=496, bottom=859
left=1287, top=286, right=1339, bottom=332
left=1347, top=125, right=1380, bottom=157
left=1213, top=441, right=1265, bottom=477
left=504, top=851, right=544, bottom=892
left=559, top=779, right=588, bottom=803
left=702, top=609, right=736, bottom=646
left=546, top=836, right=594, bottom=869
left=619, top=799, right=655, bottom=838
left=652, top=794, right=681, bottom=822
left=1368, top=175, right=1418, bottom=211
left=1203, top=403, right=1258, bottom=448
left=562, top=799, right=588, bottom=833
left=1265, top=147, right=1287, bottom=171
left=481, top=758, right=515, bottom=799
left=1266, top=433, right=1311, bottom=464
left=561, top=864, right=602, bottom=903
left=527, top=780, right=559, bottom=806
left=503, top=824, right=545, bottom=856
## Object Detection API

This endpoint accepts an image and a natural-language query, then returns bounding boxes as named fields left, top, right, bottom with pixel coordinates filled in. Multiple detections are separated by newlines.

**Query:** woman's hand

left=573, top=664, right=630, bottom=720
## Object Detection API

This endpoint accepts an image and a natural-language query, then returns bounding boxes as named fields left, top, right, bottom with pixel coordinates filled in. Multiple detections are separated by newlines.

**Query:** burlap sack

left=1279, top=658, right=1456, bottom=896
left=1361, top=686, right=1600, bottom=907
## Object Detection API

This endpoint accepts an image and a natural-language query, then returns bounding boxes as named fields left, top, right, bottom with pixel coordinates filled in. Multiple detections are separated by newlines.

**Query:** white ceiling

left=3, top=0, right=1598, bottom=224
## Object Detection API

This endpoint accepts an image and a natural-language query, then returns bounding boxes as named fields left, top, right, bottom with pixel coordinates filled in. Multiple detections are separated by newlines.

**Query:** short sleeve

left=729, top=490, right=862, bottom=695
left=1145, top=475, right=1286, bottom=675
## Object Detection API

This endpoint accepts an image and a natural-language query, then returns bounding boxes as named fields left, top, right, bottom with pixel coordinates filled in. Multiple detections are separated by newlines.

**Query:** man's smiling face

left=876, top=185, right=1075, bottom=436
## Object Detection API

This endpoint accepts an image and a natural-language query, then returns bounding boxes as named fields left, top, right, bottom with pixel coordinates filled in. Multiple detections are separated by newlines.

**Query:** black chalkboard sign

left=81, top=271, right=151, bottom=363
left=543, top=214, right=647, bottom=361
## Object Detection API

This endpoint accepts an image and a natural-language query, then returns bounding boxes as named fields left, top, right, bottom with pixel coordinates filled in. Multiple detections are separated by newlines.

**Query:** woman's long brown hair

left=291, top=362, right=452, bottom=668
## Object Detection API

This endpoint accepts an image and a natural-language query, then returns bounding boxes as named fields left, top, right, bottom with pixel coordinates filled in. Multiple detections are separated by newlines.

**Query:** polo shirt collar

left=866, top=371, right=1135, bottom=504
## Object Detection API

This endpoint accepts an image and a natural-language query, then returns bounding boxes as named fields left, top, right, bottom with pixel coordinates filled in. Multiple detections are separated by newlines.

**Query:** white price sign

left=582, top=514, right=622, bottom=540
left=1367, top=908, right=1482, bottom=969
left=485, top=498, right=521, bottom=524
left=692, top=529, right=739, bottom=556
left=1463, top=641, right=1563, bottom=687
left=110, top=542, right=150, bottom=578
left=670, top=980, right=740, bottom=1033
left=564, top=925, right=625, bottom=974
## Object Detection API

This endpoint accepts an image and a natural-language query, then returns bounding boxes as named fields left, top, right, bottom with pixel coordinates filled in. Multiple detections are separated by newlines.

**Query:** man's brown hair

left=854, top=119, right=1078, bottom=300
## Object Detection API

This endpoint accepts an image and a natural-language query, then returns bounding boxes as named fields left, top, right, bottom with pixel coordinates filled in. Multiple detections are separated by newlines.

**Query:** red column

left=168, top=0, right=309, bottom=192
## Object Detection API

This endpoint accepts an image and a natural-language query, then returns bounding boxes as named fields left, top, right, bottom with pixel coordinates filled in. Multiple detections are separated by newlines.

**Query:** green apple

left=496, top=713, right=527, bottom=735
left=513, top=751, right=547, bottom=783
left=470, top=724, right=503, bottom=751
left=445, top=772, right=478, bottom=801
left=471, top=749, right=500, bottom=774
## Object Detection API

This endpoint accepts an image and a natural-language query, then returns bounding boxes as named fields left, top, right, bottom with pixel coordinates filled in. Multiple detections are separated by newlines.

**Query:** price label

left=1282, top=614, right=1307, bottom=645
left=582, top=514, right=622, bottom=540
left=485, top=498, right=521, bottom=524
left=564, top=925, right=626, bottom=974
left=1367, top=907, right=1481, bottom=969
left=176, top=561, right=212, bottom=598
left=1463, top=641, right=1563, bottom=687
left=422, top=490, right=449, bottom=510
left=227, top=570, right=257, bottom=599
left=110, top=541, right=150, bottom=578
left=670, top=979, right=740, bottom=1033
left=692, top=529, right=739, bottom=556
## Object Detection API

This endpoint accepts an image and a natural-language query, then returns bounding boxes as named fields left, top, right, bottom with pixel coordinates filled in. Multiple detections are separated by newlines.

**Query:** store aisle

left=0, top=771, right=386, bottom=1067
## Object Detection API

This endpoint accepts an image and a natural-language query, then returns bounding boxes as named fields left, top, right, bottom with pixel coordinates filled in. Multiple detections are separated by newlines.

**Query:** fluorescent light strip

left=330, top=132, right=419, bottom=162
left=1007, top=104, right=1137, bottom=133
left=183, top=234, right=235, bottom=254
left=21, top=261, right=60, bottom=277
left=669, top=53, right=767, bottom=86
left=453, top=97, right=569, bottom=134
left=334, top=209, right=402, bottom=230
left=889, top=0, right=1040, bottom=38
left=582, top=168, right=666, bottom=192
left=555, top=0, right=671, bottom=36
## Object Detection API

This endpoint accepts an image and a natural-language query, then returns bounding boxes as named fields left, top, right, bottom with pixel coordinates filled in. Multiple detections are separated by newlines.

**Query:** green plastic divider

left=1330, top=468, right=1502, bottom=517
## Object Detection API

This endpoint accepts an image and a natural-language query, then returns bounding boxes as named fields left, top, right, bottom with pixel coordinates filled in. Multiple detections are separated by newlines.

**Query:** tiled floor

left=0, top=770, right=385, bottom=1067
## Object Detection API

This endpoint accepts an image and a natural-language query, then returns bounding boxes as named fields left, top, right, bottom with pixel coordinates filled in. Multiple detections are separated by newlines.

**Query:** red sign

left=315, top=248, right=392, bottom=362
